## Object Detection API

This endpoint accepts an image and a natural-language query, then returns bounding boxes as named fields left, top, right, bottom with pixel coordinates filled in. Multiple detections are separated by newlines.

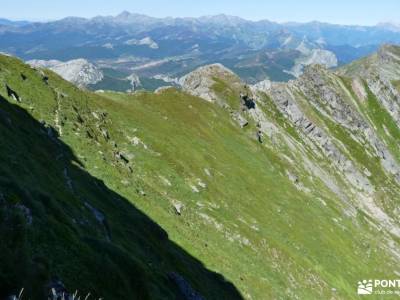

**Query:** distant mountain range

left=0, top=18, right=30, bottom=27
left=1, top=12, right=400, bottom=89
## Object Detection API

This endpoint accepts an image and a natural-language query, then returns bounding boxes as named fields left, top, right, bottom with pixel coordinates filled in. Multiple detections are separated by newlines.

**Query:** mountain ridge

left=7, top=12, right=397, bottom=28
left=1, top=11, right=399, bottom=87
left=1, top=45, right=400, bottom=299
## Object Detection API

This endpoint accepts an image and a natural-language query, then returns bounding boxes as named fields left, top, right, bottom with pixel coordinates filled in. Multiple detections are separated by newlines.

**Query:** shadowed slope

left=2, top=48, right=400, bottom=300
left=0, top=95, right=243, bottom=299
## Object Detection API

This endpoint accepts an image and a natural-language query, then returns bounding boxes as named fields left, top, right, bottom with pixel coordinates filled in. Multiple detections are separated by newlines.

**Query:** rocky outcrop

left=339, top=45, right=400, bottom=130
left=180, top=63, right=251, bottom=128
left=179, top=63, right=239, bottom=102
left=28, top=59, right=103, bottom=87
left=287, top=49, right=338, bottom=78
left=152, top=74, right=180, bottom=85
left=6, top=84, right=21, bottom=102
left=84, top=201, right=111, bottom=241
left=250, top=79, right=271, bottom=94
left=267, top=80, right=372, bottom=193
left=168, top=272, right=204, bottom=300
left=126, top=73, right=141, bottom=91
left=180, top=46, right=400, bottom=239
left=125, top=37, right=159, bottom=49
left=297, top=65, right=400, bottom=182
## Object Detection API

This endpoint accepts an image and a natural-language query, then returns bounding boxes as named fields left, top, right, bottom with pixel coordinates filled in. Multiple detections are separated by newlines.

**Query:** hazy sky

left=3, top=0, right=399, bottom=25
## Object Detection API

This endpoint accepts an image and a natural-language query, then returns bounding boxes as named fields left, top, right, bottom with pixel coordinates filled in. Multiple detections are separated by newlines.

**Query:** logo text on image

left=358, top=279, right=400, bottom=295
left=358, top=280, right=373, bottom=295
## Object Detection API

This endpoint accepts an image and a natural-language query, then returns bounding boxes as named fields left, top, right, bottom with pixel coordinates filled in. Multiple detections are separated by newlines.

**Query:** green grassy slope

left=0, top=56, right=241, bottom=300
left=1, top=51, right=400, bottom=300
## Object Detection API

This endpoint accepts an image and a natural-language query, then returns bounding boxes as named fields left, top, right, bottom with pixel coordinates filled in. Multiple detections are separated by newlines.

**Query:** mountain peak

left=113, top=11, right=157, bottom=24
left=179, top=64, right=240, bottom=102
left=198, top=14, right=246, bottom=25
left=377, top=22, right=400, bottom=32
left=337, top=44, right=400, bottom=82
left=378, top=44, right=400, bottom=60
left=180, top=63, right=237, bottom=83
left=117, top=10, right=131, bottom=18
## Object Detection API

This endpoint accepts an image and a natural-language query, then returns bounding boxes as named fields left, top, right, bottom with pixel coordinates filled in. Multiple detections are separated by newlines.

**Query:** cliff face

left=164, top=44, right=400, bottom=296
left=1, top=46, right=400, bottom=300
left=179, top=45, right=400, bottom=298
left=28, top=58, right=104, bottom=87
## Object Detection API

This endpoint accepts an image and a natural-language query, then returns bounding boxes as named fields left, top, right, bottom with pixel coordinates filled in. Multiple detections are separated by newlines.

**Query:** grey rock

left=231, top=112, right=248, bottom=128
left=179, top=63, right=238, bottom=102
left=15, top=204, right=32, bottom=225
left=28, top=59, right=103, bottom=87
left=168, top=272, right=204, bottom=300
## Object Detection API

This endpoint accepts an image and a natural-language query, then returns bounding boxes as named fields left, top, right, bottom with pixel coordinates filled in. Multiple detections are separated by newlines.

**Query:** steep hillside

left=0, top=56, right=241, bottom=300
left=1, top=45, right=400, bottom=299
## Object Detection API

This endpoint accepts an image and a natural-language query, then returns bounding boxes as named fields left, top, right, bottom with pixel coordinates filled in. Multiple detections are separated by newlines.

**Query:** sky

left=2, top=0, right=399, bottom=26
